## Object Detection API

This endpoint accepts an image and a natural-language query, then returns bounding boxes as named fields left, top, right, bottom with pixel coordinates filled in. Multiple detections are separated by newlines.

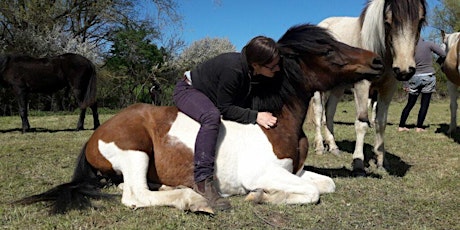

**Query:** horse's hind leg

left=90, top=102, right=100, bottom=129
left=447, top=81, right=458, bottom=135
left=76, top=108, right=86, bottom=130
left=16, top=90, right=30, bottom=133
left=97, top=140, right=212, bottom=213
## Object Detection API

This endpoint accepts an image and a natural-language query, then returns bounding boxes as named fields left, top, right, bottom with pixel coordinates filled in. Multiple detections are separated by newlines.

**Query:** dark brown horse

left=15, top=24, right=383, bottom=214
left=0, top=53, right=100, bottom=132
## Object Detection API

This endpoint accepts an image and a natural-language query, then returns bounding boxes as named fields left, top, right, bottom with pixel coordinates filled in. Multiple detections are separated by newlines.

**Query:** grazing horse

left=441, top=31, right=460, bottom=134
left=311, top=0, right=426, bottom=176
left=15, top=24, right=383, bottom=214
left=0, top=53, right=100, bottom=132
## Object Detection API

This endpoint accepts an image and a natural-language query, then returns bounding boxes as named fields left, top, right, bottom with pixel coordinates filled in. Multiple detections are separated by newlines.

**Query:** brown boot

left=194, top=177, right=231, bottom=211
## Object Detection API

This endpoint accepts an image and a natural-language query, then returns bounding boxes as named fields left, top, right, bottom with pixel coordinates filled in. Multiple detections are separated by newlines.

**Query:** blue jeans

left=173, top=80, right=221, bottom=182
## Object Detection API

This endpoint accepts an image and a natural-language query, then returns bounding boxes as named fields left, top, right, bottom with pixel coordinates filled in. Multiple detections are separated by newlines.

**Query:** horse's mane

left=250, top=24, right=333, bottom=115
left=360, top=0, right=427, bottom=56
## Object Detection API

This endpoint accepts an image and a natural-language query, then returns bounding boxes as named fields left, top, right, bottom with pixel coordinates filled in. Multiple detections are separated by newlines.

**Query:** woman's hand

left=257, top=112, right=278, bottom=129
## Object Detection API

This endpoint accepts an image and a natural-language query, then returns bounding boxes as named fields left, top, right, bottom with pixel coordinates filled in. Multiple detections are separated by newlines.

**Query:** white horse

left=311, top=0, right=427, bottom=176
left=441, top=31, right=460, bottom=134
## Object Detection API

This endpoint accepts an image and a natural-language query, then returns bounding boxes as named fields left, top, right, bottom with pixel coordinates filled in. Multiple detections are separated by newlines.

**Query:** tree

left=145, top=37, right=236, bottom=106
left=104, top=22, right=166, bottom=106
left=0, top=0, right=182, bottom=59
left=173, top=37, right=236, bottom=72
left=0, top=0, right=183, bottom=112
left=431, top=0, right=460, bottom=33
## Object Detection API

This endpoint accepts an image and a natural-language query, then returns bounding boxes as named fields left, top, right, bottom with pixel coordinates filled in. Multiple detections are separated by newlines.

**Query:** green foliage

left=431, top=0, right=460, bottom=33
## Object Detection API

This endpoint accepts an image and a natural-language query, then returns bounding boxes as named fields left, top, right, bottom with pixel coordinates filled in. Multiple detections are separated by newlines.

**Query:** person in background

left=398, top=38, right=446, bottom=132
left=173, top=36, right=280, bottom=211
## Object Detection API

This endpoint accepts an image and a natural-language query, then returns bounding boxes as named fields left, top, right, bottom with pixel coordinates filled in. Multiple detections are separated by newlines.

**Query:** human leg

left=416, top=93, right=432, bottom=131
left=173, top=80, right=231, bottom=210
left=398, top=93, right=418, bottom=130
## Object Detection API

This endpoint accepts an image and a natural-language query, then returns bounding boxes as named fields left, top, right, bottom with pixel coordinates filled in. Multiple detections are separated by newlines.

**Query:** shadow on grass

left=305, top=140, right=412, bottom=178
left=435, top=124, right=460, bottom=144
left=0, top=127, right=83, bottom=133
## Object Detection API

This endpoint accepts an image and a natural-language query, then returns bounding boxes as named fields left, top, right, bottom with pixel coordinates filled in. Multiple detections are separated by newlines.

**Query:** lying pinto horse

left=15, top=24, right=383, bottom=214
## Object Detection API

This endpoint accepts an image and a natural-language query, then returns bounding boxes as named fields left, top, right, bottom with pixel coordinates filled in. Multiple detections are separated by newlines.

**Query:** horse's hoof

left=330, top=148, right=341, bottom=156
left=351, top=159, right=367, bottom=177
left=245, top=189, right=265, bottom=203
left=315, top=150, right=324, bottom=155
left=352, top=168, right=367, bottom=177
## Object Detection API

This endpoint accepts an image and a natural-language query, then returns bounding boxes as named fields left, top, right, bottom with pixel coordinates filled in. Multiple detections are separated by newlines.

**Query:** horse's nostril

left=393, top=67, right=401, bottom=76
left=408, top=67, right=416, bottom=74
left=372, top=57, right=384, bottom=69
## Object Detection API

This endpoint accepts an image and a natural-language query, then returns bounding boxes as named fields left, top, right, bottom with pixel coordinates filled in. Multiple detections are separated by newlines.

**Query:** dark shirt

left=191, top=52, right=258, bottom=124
left=414, top=39, right=446, bottom=75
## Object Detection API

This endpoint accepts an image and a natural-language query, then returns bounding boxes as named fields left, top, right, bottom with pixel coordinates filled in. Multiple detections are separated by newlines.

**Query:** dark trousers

left=173, top=80, right=221, bottom=182
left=399, top=93, right=432, bottom=128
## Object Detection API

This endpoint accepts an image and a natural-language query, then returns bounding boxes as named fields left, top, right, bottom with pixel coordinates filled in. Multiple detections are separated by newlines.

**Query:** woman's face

left=252, top=56, right=280, bottom=77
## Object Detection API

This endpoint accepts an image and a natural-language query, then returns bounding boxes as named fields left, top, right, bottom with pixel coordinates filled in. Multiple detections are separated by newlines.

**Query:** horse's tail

left=80, top=59, right=97, bottom=109
left=0, top=55, right=10, bottom=77
left=13, top=143, right=114, bottom=214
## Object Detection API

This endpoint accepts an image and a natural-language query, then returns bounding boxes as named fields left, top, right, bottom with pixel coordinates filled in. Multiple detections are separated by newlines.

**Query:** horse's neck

left=272, top=100, right=307, bottom=140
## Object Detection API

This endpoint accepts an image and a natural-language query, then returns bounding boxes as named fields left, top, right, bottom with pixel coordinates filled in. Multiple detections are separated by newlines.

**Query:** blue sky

left=146, top=0, right=441, bottom=51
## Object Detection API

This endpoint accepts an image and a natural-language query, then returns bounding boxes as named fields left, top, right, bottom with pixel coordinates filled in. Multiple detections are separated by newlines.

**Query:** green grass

left=0, top=100, right=459, bottom=229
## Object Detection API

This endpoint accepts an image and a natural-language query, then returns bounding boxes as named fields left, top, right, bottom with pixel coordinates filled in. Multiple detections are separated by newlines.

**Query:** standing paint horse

left=441, top=31, right=460, bottom=134
left=15, top=24, right=383, bottom=214
left=0, top=53, right=100, bottom=132
left=311, top=0, right=426, bottom=176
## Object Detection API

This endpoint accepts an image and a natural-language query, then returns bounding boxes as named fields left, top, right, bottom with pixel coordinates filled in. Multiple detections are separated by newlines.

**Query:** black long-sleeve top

left=191, top=52, right=258, bottom=124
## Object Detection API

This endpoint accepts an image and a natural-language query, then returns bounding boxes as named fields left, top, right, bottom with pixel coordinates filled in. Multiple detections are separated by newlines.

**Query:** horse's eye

left=324, top=49, right=334, bottom=56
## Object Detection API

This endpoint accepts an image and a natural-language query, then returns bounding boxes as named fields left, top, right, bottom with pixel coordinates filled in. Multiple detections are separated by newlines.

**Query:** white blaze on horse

left=311, top=0, right=426, bottom=176
left=15, top=24, right=383, bottom=214
left=441, top=31, right=460, bottom=135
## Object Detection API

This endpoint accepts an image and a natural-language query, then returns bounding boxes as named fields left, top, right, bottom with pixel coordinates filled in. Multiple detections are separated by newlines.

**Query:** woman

left=398, top=38, right=446, bottom=132
left=173, top=36, right=280, bottom=211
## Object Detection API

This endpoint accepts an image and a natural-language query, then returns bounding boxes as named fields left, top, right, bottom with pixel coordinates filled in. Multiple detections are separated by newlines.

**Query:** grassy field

left=0, top=100, right=459, bottom=230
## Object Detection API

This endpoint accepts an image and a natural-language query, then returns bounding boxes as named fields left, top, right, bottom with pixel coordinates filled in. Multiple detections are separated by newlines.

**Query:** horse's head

left=361, top=0, right=427, bottom=81
left=277, top=24, right=384, bottom=93
left=441, top=31, right=460, bottom=52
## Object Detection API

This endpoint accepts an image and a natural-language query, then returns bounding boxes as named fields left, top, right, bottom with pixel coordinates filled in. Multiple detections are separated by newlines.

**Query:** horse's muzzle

left=393, top=67, right=416, bottom=81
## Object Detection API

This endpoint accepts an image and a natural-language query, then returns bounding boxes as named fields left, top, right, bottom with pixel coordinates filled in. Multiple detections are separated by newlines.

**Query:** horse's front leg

left=324, top=86, right=346, bottom=155
left=242, top=165, right=321, bottom=205
left=311, top=91, right=326, bottom=155
left=351, top=80, right=371, bottom=176
left=373, top=82, right=397, bottom=170
left=15, top=90, right=30, bottom=133
left=447, top=81, right=458, bottom=135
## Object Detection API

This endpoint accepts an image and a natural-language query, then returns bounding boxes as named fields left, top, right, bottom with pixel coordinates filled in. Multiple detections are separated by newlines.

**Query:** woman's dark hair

left=242, top=36, right=279, bottom=67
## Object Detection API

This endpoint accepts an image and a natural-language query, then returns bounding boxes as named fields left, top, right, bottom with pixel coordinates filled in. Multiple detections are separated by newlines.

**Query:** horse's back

left=318, top=17, right=361, bottom=47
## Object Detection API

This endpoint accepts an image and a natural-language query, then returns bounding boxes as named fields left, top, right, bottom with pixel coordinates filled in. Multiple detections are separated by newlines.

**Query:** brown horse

left=15, top=24, right=383, bottom=214
left=311, top=0, right=426, bottom=176
left=0, top=53, right=100, bottom=132
left=441, top=31, right=460, bottom=134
